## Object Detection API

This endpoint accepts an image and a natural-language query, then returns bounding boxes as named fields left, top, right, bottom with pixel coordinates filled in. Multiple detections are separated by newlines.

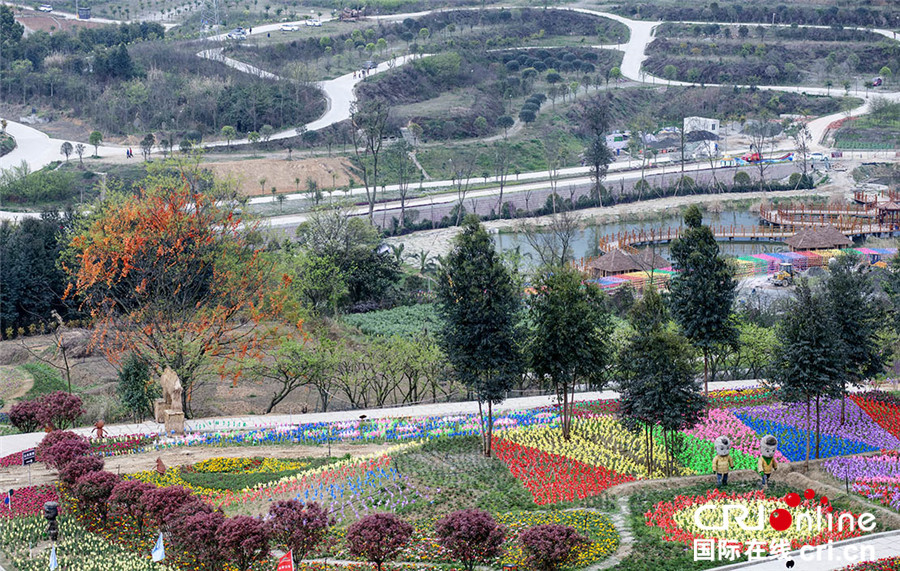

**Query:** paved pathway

left=708, top=531, right=900, bottom=570
left=0, top=379, right=761, bottom=458
left=2, top=6, right=897, bottom=173
left=594, top=496, right=635, bottom=570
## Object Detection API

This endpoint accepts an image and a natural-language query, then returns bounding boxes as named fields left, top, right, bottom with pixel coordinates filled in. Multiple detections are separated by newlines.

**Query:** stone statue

left=154, top=367, right=185, bottom=435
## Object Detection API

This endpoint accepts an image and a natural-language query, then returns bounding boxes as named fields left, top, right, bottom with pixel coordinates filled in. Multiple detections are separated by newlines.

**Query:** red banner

left=276, top=551, right=294, bottom=571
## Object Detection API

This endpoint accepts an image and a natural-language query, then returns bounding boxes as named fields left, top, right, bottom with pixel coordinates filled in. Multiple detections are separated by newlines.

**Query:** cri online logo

left=693, top=488, right=878, bottom=534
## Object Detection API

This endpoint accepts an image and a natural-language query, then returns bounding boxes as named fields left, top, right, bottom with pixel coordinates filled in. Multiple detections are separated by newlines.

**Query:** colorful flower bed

left=839, top=557, right=900, bottom=570
left=182, top=456, right=311, bottom=474
left=825, top=452, right=900, bottom=511
left=851, top=393, right=900, bottom=439
left=707, top=387, right=779, bottom=408
left=735, top=398, right=900, bottom=452
left=645, top=488, right=868, bottom=552
left=0, top=515, right=180, bottom=571
left=492, top=438, right=636, bottom=504
left=0, top=484, right=59, bottom=519
left=498, top=416, right=692, bottom=479
left=681, top=407, right=790, bottom=471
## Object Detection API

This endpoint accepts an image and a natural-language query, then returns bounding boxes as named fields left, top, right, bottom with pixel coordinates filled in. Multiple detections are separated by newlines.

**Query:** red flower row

left=644, top=488, right=865, bottom=553
left=491, top=437, right=635, bottom=505
left=0, top=484, right=60, bottom=518
left=851, top=396, right=900, bottom=439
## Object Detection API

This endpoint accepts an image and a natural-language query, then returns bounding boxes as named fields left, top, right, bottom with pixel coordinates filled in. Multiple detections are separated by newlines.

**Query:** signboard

left=22, top=449, right=35, bottom=466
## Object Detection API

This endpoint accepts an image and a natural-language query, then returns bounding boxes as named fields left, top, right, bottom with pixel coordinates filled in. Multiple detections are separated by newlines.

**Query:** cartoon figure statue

left=711, top=436, right=734, bottom=488
left=758, top=435, right=779, bottom=490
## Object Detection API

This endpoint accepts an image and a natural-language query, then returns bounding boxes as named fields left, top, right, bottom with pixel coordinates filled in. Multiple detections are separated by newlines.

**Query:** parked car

left=363, top=60, right=377, bottom=70
left=280, top=23, right=300, bottom=31
left=305, top=19, right=321, bottom=26
left=872, top=77, right=883, bottom=87
left=226, top=28, right=247, bottom=39
left=37, top=4, right=53, bottom=11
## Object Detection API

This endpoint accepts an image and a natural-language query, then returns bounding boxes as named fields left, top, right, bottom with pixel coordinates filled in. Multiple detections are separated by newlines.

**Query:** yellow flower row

left=500, top=417, right=694, bottom=479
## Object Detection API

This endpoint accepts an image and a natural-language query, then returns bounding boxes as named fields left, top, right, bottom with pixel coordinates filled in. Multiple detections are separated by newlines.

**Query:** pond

left=493, top=209, right=794, bottom=266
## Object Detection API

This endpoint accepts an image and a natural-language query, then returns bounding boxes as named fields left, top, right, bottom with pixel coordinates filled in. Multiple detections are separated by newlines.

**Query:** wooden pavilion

left=587, top=248, right=669, bottom=278
left=876, top=201, right=900, bottom=228
left=783, top=225, right=852, bottom=251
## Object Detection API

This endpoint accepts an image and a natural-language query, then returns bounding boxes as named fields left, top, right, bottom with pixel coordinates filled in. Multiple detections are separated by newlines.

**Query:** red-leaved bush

left=267, top=500, right=331, bottom=565
left=36, top=430, right=91, bottom=470
left=59, top=455, right=104, bottom=485
left=37, top=391, right=85, bottom=430
left=9, top=400, right=42, bottom=433
left=519, top=524, right=589, bottom=571
left=219, top=515, right=271, bottom=571
left=435, top=509, right=506, bottom=571
left=346, top=513, right=413, bottom=571
left=109, top=480, right=155, bottom=535
left=74, top=470, right=120, bottom=525
left=167, top=503, right=225, bottom=571
left=141, top=485, right=201, bottom=528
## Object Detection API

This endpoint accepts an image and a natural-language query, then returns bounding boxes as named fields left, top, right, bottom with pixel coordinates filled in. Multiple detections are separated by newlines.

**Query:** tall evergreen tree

left=436, top=216, right=522, bottom=456
left=668, top=205, right=738, bottom=393
left=769, top=281, right=844, bottom=470
left=529, top=266, right=612, bottom=440
left=824, top=253, right=885, bottom=422
left=116, top=353, right=160, bottom=422
left=618, top=286, right=705, bottom=476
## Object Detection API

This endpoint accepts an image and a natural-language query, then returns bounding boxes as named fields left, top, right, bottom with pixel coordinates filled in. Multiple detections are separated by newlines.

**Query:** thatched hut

left=587, top=248, right=669, bottom=277
left=784, top=225, right=852, bottom=251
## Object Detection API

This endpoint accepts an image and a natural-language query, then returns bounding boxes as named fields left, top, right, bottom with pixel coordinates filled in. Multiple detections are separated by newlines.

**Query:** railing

left=597, top=225, right=798, bottom=252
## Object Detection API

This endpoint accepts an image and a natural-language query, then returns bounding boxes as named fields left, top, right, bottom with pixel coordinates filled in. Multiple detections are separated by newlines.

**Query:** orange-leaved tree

left=63, top=170, right=293, bottom=417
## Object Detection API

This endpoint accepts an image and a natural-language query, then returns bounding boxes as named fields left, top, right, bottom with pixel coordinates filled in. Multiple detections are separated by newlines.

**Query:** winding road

left=1, top=5, right=897, bottom=193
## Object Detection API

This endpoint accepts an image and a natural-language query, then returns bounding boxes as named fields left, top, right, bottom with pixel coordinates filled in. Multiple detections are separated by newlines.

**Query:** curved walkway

left=1, top=6, right=897, bottom=193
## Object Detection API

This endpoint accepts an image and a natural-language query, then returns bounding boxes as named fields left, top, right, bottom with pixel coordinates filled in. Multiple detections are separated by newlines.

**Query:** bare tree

left=388, top=140, right=414, bottom=230
left=493, top=141, right=511, bottom=214
left=541, top=130, right=566, bottom=200
left=74, top=144, right=86, bottom=166
left=784, top=117, right=812, bottom=182
left=350, top=99, right=390, bottom=223
left=746, top=116, right=779, bottom=191
left=518, top=207, right=580, bottom=268
left=450, top=150, right=478, bottom=226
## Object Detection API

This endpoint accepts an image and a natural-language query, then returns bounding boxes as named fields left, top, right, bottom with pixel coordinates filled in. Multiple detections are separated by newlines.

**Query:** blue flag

left=151, top=531, right=165, bottom=562
left=49, top=545, right=57, bottom=570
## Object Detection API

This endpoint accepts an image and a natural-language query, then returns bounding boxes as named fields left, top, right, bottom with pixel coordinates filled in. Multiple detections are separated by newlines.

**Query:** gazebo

left=783, top=225, right=852, bottom=251
left=587, top=248, right=669, bottom=278
left=876, top=201, right=900, bottom=228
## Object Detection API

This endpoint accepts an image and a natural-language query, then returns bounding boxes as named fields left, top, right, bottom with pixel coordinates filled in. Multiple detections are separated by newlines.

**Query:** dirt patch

left=15, top=11, right=106, bottom=34
left=0, top=366, right=32, bottom=412
left=205, top=157, right=359, bottom=197
left=0, top=441, right=390, bottom=490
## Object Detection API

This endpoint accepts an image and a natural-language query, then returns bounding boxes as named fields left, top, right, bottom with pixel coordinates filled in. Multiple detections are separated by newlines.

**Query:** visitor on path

left=711, top=436, right=734, bottom=488
left=758, top=435, right=779, bottom=489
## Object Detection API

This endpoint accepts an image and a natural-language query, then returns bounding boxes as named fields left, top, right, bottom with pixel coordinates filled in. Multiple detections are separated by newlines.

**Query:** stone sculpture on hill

left=154, top=367, right=185, bottom=434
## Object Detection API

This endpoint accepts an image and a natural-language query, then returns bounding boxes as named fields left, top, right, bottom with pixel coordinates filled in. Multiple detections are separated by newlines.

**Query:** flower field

left=0, top=484, right=58, bottom=518
left=646, top=488, right=867, bottom=552
left=493, top=438, right=636, bottom=505
left=3, top=387, right=900, bottom=570
left=825, top=451, right=900, bottom=511
left=839, top=557, right=900, bottom=570
left=0, top=515, right=179, bottom=571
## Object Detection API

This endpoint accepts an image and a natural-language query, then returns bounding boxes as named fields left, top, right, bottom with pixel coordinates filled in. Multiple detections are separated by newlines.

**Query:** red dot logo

left=784, top=492, right=801, bottom=508
left=820, top=496, right=829, bottom=505
left=770, top=508, right=793, bottom=531
left=804, top=488, right=816, bottom=500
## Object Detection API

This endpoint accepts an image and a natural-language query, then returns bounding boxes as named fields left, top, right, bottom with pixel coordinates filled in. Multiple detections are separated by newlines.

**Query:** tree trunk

left=703, top=351, right=709, bottom=395
left=840, top=388, right=846, bottom=425
left=486, top=400, right=494, bottom=457
left=805, top=399, right=811, bottom=472
left=815, top=396, right=821, bottom=459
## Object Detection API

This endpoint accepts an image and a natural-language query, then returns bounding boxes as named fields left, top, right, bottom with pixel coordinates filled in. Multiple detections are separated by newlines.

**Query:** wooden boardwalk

left=598, top=221, right=900, bottom=252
